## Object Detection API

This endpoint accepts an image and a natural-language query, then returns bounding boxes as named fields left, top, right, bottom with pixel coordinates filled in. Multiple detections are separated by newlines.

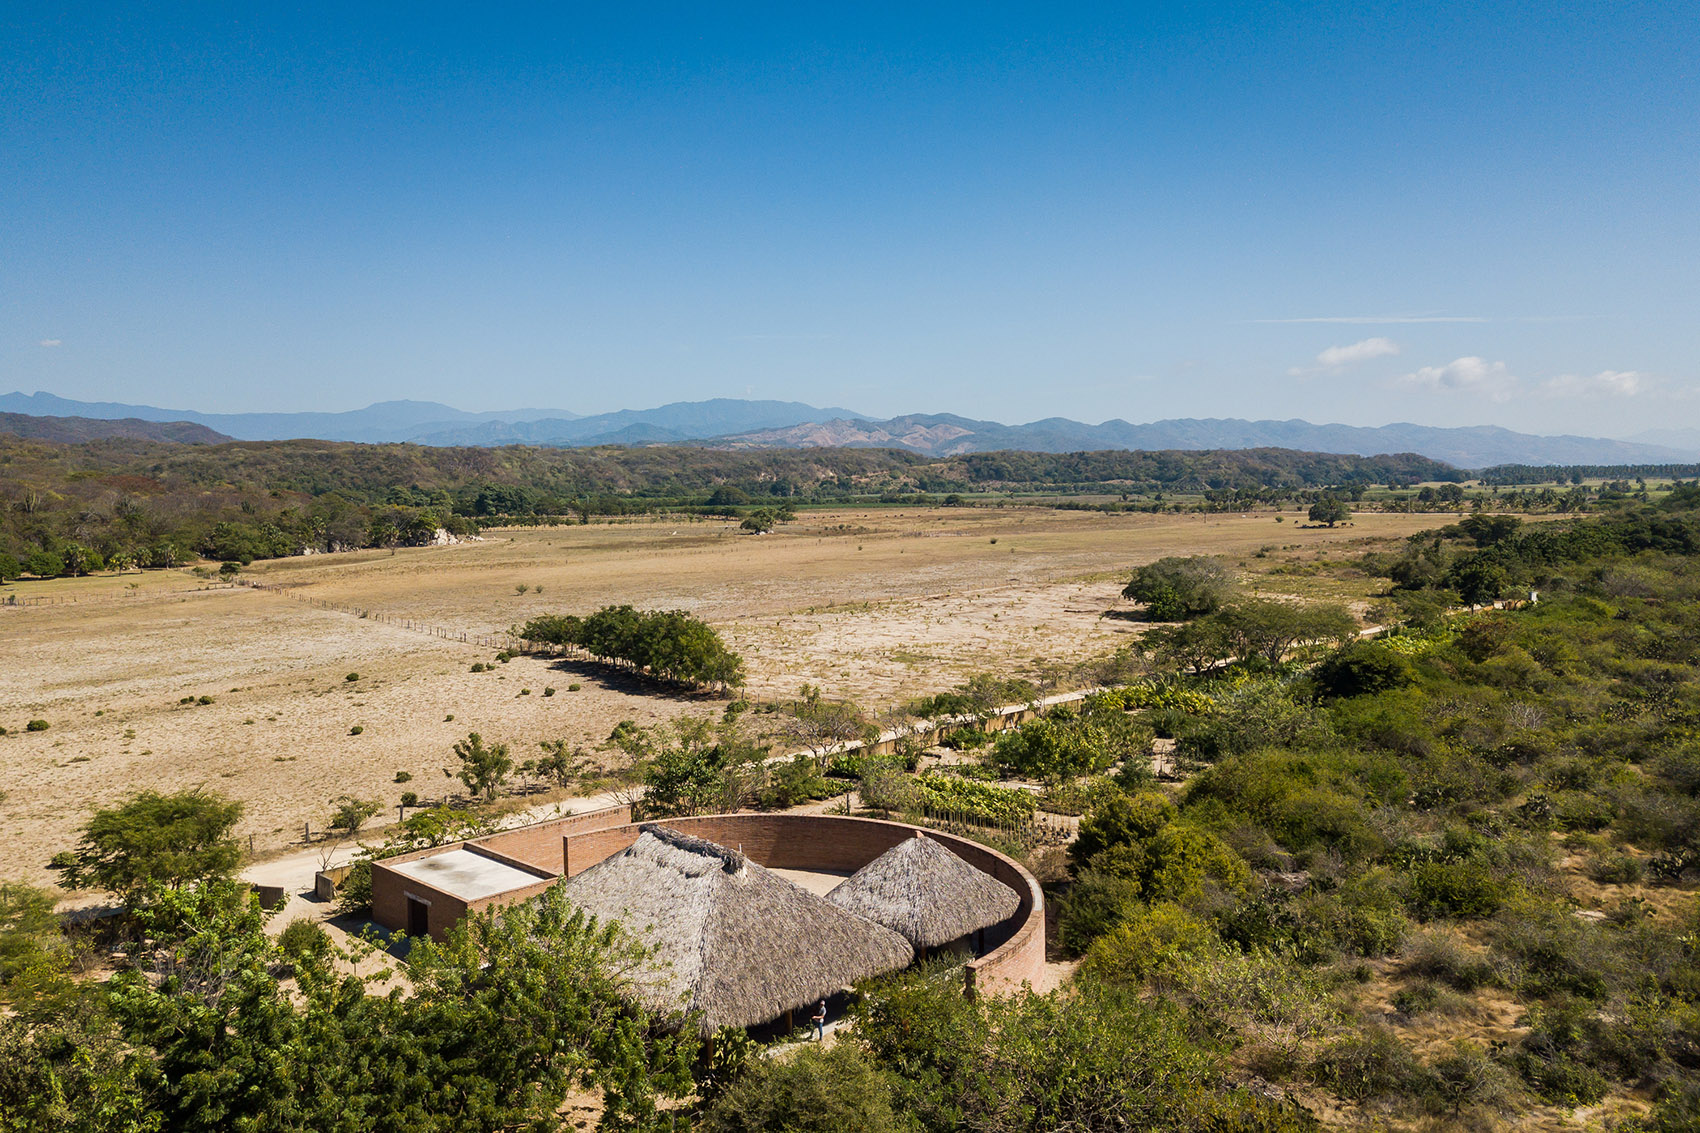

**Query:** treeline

left=1365, top=484, right=1700, bottom=606
left=0, top=434, right=1461, bottom=578
left=520, top=606, right=745, bottom=690
left=1481, top=463, right=1700, bottom=485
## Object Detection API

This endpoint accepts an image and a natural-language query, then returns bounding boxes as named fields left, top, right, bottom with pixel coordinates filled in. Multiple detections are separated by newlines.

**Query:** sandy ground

left=0, top=507, right=1439, bottom=886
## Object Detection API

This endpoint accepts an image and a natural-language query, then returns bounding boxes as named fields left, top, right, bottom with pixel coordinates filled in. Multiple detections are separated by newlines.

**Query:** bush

left=1312, top=641, right=1415, bottom=699
left=277, top=918, right=333, bottom=969
left=697, top=1044, right=907, bottom=1133
left=25, top=720, right=48, bottom=732
left=858, top=769, right=921, bottom=816
left=1587, top=850, right=1644, bottom=885
left=348, top=725, right=364, bottom=736
left=344, top=672, right=359, bottom=682
left=334, top=859, right=373, bottom=915
left=393, top=771, right=412, bottom=784
left=1417, top=1041, right=1516, bottom=1116
left=543, top=687, right=555, bottom=697
left=567, top=683, right=582, bottom=692
left=1058, top=870, right=1144, bottom=955
left=1311, top=1026, right=1422, bottom=1100
left=1399, top=928, right=1495, bottom=990
left=1080, top=902, right=1215, bottom=985
left=399, top=791, right=418, bottom=808
left=1404, top=859, right=1506, bottom=920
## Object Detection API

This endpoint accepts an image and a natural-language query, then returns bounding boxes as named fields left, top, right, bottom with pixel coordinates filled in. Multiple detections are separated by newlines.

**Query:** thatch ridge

left=556, top=827, right=912, bottom=1031
left=826, top=832, right=1021, bottom=949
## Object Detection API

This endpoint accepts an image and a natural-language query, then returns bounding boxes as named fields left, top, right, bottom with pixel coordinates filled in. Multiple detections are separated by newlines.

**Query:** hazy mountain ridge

left=0, top=413, right=232, bottom=444
left=5, top=391, right=1694, bottom=468
left=0, top=392, right=579, bottom=443
left=720, top=414, right=1699, bottom=467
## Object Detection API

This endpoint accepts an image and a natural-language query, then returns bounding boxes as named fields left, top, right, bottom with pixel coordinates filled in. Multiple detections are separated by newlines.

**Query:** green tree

left=1451, top=558, right=1510, bottom=608
left=1122, top=556, right=1237, bottom=620
left=449, top=732, right=513, bottom=801
left=326, top=795, right=381, bottom=837
left=61, top=790, right=243, bottom=900
left=1309, top=496, right=1351, bottom=526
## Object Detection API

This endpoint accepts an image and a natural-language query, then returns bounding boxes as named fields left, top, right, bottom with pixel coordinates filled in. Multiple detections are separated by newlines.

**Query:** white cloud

left=39, top=339, right=61, bottom=347
left=1288, top=337, right=1401, bottom=377
left=1542, top=370, right=1644, bottom=398
left=1397, top=356, right=1517, bottom=402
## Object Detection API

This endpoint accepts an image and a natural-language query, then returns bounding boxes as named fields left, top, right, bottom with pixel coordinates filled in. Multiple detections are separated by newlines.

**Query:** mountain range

left=4, top=390, right=1696, bottom=469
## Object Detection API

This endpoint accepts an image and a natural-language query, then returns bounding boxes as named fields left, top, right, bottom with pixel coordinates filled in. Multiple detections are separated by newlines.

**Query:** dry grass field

left=0, top=506, right=1445, bottom=885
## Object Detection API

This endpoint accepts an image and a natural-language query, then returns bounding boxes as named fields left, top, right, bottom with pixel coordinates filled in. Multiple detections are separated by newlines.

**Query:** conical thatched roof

left=826, top=832, right=1020, bottom=949
left=555, top=826, right=913, bottom=1030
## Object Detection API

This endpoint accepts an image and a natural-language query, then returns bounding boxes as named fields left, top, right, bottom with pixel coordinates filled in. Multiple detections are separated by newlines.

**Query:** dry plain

left=0, top=506, right=1446, bottom=885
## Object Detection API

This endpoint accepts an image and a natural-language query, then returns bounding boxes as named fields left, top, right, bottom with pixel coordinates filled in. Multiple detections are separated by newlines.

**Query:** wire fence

left=234, top=579, right=527, bottom=650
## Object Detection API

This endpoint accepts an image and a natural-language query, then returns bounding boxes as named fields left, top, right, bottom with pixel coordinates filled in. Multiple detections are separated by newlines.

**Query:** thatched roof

left=826, top=832, right=1020, bottom=949
left=555, top=826, right=913, bottom=1030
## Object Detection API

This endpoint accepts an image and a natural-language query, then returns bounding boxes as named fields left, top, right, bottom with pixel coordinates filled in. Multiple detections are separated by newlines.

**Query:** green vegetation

left=10, top=488, right=1700, bottom=1130
left=1121, top=554, right=1237, bottom=620
left=521, top=605, right=745, bottom=690
left=0, top=431, right=1466, bottom=576
left=57, top=788, right=243, bottom=898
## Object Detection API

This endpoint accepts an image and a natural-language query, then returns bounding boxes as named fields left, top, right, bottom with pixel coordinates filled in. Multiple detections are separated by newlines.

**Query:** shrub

left=858, top=769, right=922, bottom=817
left=344, top=672, right=359, bottom=682
left=1405, top=859, right=1506, bottom=919
left=1080, top=902, right=1215, bottom=985
left=1311, top=1025, right=1422, bottom=1100
left=1399, top=928, right=1495, bottom=990
left=698, top=1043, right=907, bottom=1133
left=1587, top=850, right=1644, bottom=885
left=348, top=725, right=363, bottom=736
left=1058, top=870, right=1144, bottom=955
left=334, top=859, right=373, bottom=915
left=277, top=918, right=333, bottom=969
left=393, top=771, right=411, bottom=784
left=470, top=663, right=486, bottom=673
left=568, top=683, right=582, bottom=692
left=1392, top=980, right=1471, bottom=1017
left=1417, top=1041, right=1516, bottom=1116
left=543, top=687, right=555, bottom=697
left=25, top=720, right=48, bottom=732
left=196, top=695, right=213, bottom=706
left=1312, top=640, right=1415, bottom=699
left=399, top=791, right=418, bottom=808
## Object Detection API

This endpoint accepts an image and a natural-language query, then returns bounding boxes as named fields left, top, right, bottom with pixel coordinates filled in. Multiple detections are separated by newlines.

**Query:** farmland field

left=0, top=506, right=1442, bottom=884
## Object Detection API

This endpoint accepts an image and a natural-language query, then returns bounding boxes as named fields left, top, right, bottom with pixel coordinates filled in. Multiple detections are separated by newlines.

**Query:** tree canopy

left=60, top=789, right=243, bottom=899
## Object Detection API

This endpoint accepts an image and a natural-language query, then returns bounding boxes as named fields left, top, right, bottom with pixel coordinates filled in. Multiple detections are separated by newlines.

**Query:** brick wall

left=370, top=861, right=471, bottom=942
left=474, top=804, right=632, bottom=873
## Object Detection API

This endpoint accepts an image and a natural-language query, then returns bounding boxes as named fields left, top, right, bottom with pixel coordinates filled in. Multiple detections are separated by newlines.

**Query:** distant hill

left=0, top=392, right=578, bottom=443
left=407, top=399, right=868, bottom=446
left=0, top=412, right=231, bottom=444
left=717, top=414, right=1698, bottom=468
left=7, top=391, right=1693, bottom=468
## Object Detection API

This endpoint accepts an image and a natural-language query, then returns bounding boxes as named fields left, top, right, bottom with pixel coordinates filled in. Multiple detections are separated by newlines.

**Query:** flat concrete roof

left=389, top=849, right=547, bottom=902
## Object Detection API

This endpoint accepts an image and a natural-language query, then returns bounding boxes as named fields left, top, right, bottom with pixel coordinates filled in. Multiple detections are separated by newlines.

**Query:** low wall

left=475, top=804, right=633, bottom=874
left=563, top=814, right=1047, bottom=995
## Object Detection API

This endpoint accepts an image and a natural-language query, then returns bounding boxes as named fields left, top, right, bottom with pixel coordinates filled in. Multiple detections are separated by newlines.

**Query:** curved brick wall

left=563, top=814, right=1046, bottom=995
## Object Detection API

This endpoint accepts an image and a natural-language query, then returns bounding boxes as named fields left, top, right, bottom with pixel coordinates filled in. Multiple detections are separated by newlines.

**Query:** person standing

left=810, top=999, right=827, bottom=1041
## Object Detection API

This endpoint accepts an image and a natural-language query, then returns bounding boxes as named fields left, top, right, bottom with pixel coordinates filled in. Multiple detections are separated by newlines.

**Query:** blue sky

left=4, top=3, right=1696, bottom=435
